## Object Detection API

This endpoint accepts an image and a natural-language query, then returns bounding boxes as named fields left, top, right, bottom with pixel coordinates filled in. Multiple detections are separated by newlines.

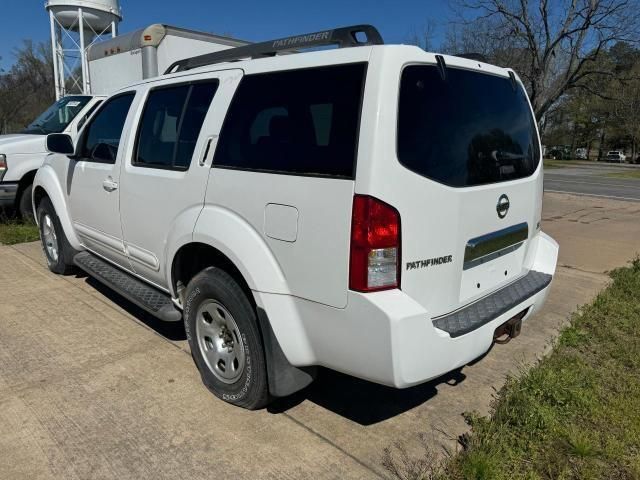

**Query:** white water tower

left=46, top=0, right=122, bottom=98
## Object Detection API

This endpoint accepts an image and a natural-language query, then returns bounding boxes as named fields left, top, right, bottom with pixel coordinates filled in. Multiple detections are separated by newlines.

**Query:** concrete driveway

left=1, top=192, right=639, bottom=479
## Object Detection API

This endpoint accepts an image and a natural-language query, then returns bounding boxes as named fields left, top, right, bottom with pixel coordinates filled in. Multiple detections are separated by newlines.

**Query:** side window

left=213, top=63, right=366, bottom=178
left=81, top=93, right=135, bottom=163
left=77, top=100, right=103, bottom=131
left=135, top=81, right=218, bottom=170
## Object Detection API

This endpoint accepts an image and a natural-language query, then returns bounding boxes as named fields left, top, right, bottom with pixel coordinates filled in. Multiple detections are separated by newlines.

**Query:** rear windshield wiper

left=491, top=150, right=525, bottom=162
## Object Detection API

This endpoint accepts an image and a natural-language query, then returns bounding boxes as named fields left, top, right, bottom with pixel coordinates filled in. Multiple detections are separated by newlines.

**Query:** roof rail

left=165, top=24, right=384, bottom=74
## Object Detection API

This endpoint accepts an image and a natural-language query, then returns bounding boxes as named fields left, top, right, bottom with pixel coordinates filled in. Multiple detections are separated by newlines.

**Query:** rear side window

left=398, top=65, right=540, bottom=187
left=81, top=93, right=135, bottom=163
left=135, top=81, right=218, bottom=170
left=214, top=63, right=366, bottom=178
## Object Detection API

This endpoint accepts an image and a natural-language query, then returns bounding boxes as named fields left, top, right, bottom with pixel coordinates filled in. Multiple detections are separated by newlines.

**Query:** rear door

left=206, top=63, right=367, bottom=308
left=118, top=70, right=242, bottom=289
left=364, top=55, right=543, bottom=317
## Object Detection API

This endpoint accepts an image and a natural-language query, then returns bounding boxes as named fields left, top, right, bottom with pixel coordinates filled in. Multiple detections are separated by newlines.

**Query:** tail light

left=349, top=195, right=401, bottom=292
left=0, top=154, right=6, bottom=181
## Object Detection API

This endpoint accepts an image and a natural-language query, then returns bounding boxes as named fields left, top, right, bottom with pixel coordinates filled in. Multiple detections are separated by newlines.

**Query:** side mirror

left=46, top=133, right=75, bottom=155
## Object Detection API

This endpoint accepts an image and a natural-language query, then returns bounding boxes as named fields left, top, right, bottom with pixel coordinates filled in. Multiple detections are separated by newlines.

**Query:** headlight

left=0, top=154, right=6, bottom=181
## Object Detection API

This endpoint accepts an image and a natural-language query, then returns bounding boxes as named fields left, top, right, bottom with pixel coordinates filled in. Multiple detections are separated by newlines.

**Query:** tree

left=407, top=20, right=439, bottom=52
left=0, top=41, right=55, bottom=134
left=610, top=62, right=640, bottom=159
left=448, top=0, right=640, bottom=120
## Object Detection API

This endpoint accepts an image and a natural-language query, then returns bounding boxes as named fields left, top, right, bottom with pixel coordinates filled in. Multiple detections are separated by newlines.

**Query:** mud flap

left=256, top=308, right=316, bottom=397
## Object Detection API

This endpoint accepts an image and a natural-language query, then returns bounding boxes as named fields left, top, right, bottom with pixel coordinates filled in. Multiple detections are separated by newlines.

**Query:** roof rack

left=165, top=24, right=384, bottom=74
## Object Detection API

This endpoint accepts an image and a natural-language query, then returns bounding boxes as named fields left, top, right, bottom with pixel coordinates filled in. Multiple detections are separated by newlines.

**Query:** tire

left=36, top=197, right=76, bottom=275
left=184, top=267, right=270, bottom=409
left=17, top=183, right=34, bottom=220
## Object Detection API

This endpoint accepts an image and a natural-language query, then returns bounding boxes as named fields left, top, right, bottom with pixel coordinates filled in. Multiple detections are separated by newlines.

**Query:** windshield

left=22, top=96, right=92, bottom=135
left=397, top=65, right=540, bottom=187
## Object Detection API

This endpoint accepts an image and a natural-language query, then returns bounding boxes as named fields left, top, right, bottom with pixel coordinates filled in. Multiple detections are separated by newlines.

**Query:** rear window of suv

left=397, top=65, right=540, bottom=187
left=213, top=63, right=366, bottom=178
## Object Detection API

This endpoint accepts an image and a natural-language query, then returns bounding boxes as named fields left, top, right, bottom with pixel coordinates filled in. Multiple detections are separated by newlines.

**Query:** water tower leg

left=78, top=8, right=90, bottom=95
left=49, top=10, right=62, bottom=100
left=56, top=24, right=65, bottom=97
left=112, top=20, right=118, bottom=38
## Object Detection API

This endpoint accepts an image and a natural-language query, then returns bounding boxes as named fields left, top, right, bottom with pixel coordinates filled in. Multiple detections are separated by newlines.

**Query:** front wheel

left=37, top=197, right=76, bottom=275
left=184, top=267, right=270, bottom=409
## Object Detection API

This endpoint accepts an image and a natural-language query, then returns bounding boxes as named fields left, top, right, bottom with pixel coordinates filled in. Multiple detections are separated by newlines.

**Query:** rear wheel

left=184, top=267, right=269, bottom=409
left=37, top=197, right=76, bottom=275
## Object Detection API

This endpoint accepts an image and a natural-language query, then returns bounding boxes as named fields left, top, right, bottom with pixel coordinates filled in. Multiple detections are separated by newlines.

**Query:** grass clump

left=385, top=258, right=640, bottom=480
left=0, top=214, right=40, bottom=245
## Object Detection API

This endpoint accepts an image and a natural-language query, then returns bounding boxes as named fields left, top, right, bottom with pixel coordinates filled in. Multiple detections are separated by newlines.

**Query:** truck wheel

left=36, top=197, right=76, bottom=275
left=184, top=267, right=269, bottom=409
left=18, top=184, right=34, bottom=220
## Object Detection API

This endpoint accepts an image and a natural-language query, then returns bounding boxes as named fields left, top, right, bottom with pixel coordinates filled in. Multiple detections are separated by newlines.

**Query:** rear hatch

left=372, top=59, right=543, bottom=317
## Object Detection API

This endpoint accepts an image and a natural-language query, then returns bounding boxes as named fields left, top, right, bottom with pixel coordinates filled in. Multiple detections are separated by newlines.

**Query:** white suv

left=34, top=25, right=558, bottom=409
left=606, top=150, right=626, bottom=163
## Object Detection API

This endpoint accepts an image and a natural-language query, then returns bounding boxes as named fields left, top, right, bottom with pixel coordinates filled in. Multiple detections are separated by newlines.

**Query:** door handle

left=102, top=178, right=118, bottom=192
left=199, top=135, right=217, bottom=166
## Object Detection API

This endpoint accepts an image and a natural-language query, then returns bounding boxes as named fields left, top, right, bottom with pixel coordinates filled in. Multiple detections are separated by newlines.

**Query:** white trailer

left=87, top=24, right=247, bottom=94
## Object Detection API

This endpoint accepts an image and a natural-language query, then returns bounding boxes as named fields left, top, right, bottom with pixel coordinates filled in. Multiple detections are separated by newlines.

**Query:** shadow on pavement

left=269, top=367, right=466, bottom=425
left=82, top=275, right=187, bottom=341
left=80, top=273, right=469, bottom=424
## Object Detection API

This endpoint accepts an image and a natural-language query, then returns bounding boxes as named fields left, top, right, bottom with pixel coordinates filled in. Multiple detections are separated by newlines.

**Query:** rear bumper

left=0, top=182, right=18, bottom=208
left=258, top=231, right=559, bottom=388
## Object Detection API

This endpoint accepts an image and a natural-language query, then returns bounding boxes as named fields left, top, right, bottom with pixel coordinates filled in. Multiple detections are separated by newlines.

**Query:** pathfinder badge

left=406, top=255, right=453, bottom=271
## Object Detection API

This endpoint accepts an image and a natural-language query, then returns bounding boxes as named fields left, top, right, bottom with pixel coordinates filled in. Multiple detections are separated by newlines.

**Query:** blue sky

left=1, top=0, right=451, bottom=70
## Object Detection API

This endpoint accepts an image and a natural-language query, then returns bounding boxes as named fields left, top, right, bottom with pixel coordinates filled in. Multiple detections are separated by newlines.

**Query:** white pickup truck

left=0, top=96, right=104, bottom=217
left=34, top=25, right=558, bottom=409
left=1, top=24, right=245, bottom=217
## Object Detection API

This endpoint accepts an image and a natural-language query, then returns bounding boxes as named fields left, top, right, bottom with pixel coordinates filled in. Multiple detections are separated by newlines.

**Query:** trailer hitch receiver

left=493, top=309, right=528, bottom=345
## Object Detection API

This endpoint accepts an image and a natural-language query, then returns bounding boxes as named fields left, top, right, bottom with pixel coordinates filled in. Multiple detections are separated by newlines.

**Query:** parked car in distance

left=34, top=25, right=558, bottom=410
left=575, top=148, right=588, bottom=160
left=546, top=146, right=572, bottom=160
left=605, top=150, right=626, bottom=163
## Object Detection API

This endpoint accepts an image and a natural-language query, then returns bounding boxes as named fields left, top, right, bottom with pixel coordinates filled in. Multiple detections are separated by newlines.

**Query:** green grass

left=543, top=159, right=569, bottom=169
left=0, top=220, right=40, bottom=245
left=543, top=159, right=600, bottom=169
left=438, top=259, right=640, bottom=480
left=383, top=259, right=640, bottom=480
left=606, top=170, right=640, bottom=180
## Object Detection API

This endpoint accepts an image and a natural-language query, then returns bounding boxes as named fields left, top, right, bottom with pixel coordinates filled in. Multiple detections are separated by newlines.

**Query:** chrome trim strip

left=464, top=222, right=528, bottom=270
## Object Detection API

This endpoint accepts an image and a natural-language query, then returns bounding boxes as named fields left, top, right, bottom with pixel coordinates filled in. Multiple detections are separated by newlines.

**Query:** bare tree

left=407, top=19, right=440, bottom=51
left=449, top=0, right=640, bottom=120
left=0, top=41, right=55, bottom=134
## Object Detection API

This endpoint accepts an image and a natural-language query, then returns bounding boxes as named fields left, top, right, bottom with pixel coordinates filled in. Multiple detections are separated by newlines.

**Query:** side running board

left=74, top=251, right=182, bottom=322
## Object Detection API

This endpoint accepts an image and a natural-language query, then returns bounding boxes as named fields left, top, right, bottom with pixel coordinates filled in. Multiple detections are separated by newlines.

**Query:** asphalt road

left=545, top=167, right=640, bottom=201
